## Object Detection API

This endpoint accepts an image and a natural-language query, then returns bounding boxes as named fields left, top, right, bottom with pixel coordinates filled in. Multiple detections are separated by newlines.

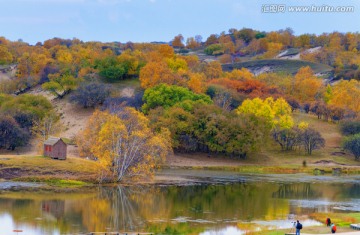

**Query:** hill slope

left=222, top=59, right=333, bottom=76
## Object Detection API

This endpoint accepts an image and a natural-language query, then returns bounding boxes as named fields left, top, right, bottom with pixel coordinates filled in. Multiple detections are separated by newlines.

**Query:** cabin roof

left=44, top=137, right=64, bottom=146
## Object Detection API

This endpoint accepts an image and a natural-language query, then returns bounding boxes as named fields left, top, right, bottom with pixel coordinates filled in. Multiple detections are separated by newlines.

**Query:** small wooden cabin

left=44, top=137, right=67, bottom=160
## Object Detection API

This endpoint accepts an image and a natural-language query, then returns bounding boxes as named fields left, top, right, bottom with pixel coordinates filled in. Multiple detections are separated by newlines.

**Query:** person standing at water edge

left=326, top=218, right=332, bottom=226
left=296, top=220, right=302, bottom=235
left=331, top=223, right=337, bottom=233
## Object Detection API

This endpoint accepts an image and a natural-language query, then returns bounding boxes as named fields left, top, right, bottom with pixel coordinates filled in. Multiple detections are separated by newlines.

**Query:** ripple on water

left=0, top=181, right=42, bottom=189
left=290, top=199, right=360, bottom=212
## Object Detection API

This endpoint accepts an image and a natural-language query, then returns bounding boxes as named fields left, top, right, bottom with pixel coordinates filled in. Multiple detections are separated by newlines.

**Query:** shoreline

left=1, top=154, right=360, bottom=187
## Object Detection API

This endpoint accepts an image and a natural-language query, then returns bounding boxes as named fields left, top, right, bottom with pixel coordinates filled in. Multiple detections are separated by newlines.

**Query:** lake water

left=1, top=170, right=360, bottom=235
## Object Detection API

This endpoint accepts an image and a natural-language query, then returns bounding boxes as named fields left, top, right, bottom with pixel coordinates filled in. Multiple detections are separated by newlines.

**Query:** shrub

left=0, top=115, right=30, bottom=150
left=204, top=44, right=223, bottom=55
left=343, top=134, right=360, bottom=160
left=70, top=82, right=111, bottom=108
left=99, top=65, right=127, bottom=81
left=301, top=128, right=325, bottom=155
left=103, top=91, right=144, bottom=112
left=95, top=56, right=129, bottom=81
left=340, top=121, right=360, bottom=136
left=142, top=84, right=212, bottom=114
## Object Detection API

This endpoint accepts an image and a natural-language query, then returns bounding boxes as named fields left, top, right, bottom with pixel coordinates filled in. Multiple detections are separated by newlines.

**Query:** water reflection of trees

left=272, top=183, right=319, bottom=199
left=348, top=184, right=360, bottom=198
left=1, top=182, right=358, bottom=234
left=75, top=183, right=291, bottom=232
left=96, top=186, right=149, bottom=232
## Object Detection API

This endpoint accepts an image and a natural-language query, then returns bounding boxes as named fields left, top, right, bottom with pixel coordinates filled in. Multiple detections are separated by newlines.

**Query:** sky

left=1, top=0, right=360, bottom=45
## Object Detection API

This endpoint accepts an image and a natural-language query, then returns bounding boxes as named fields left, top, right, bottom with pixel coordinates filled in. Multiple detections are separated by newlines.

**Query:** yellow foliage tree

left=226, top=68, right=254, bottom=80
left=77, top=110, right=112, bottom=160
left=203, top=61, right=223, bottom=79
left=187, top=73, right=206, bottom=93
left=262, top=42, right=283, bottom=58
left=328, top=79, right=360, bottom=113
left=0, top=45, right=13, bottom=64
left=158, top=44, right=175, bottom=58
left=236, top=97, right=293, bottom=130
left=293, top=66, right=323, bottom=103
left=78, top=108, right=171, bottom=182
left=166, top=57, right=188, bottom=72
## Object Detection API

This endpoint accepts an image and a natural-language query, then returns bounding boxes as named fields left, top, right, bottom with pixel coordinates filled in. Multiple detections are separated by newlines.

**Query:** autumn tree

left=205, top=34, right=218, bottom=46
left=262, top=42, right=283, bottom=58
left=172, top=34, right=185, bottom=48
left=142, top=84, right=212, bottom=113
left=16, top=51, right=52, bottom=88
left=42, top=73, right=78, bottom=98
left=186, top=37, right=200, bottom=49
left=295, top=34, right=311, bottom=48
left=203, top=61, right=223, bottom=79
left=235, top=28, right=255, bottom=44
left=0, top=45, right=13, bottom=64
left=79, top=108, right=171, bottom=182
left=328, top=79, right=360, bottom=113
left=236, top=97, right=294, bottom=130
left=158, top=44, right=175, bottom=58
left=187, top=73, right=206, bottom=93
left=139, top=61, right=177, bottom=89
left=76, top=110, right=111, bottom=160
left=226, top=68, right=254, bottom=81
left=292, top=66, right=323, bottom=104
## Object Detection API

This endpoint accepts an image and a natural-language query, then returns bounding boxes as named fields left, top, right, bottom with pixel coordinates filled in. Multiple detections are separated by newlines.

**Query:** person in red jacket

left=331, top=223, right=337, bottom=233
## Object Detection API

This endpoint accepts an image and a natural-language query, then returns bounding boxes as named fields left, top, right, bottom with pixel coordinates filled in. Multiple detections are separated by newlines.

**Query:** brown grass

left=0, top=155, right=99, bottom=182
left=310, top=212, right=360, bottom=227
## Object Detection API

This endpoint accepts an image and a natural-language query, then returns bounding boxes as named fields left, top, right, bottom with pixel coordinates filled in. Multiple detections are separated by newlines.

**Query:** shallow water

left=0, top=171, right=360, bottom=235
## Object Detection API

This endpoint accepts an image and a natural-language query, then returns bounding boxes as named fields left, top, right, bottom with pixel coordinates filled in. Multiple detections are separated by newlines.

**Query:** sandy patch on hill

left=166, top=153, right=252, bottom=167
left=277, top=46, right=322, bottom=60
left=26, top=86, right=94, bottom=141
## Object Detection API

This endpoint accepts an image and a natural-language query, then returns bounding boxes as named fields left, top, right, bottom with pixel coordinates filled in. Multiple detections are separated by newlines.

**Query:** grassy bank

left=310, top=212, right=360, bottom=227
left=164, top=164, right=360, bottom=174
left=254, top=212, right=360, bottom=235
left=258, top=226, right=356, bottom=235
left=0, top=155, right=99, bottom=184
